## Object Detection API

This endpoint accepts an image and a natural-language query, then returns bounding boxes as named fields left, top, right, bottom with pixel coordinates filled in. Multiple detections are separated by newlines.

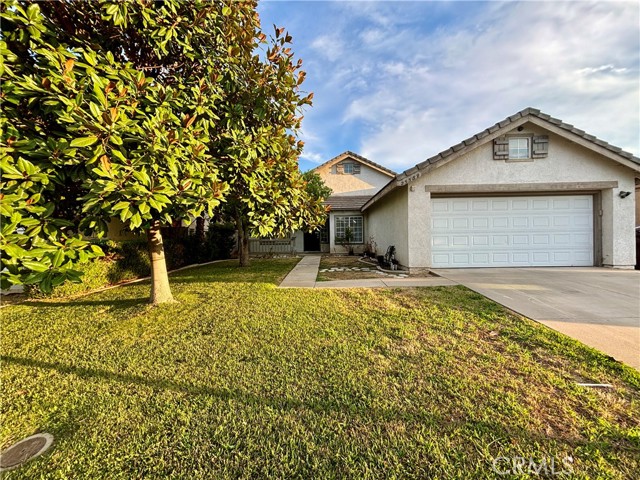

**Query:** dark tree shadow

left=20, top=297, right=148, bottom=309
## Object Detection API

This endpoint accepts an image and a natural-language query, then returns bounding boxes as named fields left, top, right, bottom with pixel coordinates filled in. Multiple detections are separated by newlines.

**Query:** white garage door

left=431, top=195, right=593, bottom=267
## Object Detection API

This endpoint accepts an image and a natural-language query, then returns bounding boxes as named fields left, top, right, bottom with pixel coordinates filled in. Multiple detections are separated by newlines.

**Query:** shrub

left=26, top=240, right=150, bottom=299
left=204, top=223, right=236, bottom=261
left=25, top=224, right=235, bottom=298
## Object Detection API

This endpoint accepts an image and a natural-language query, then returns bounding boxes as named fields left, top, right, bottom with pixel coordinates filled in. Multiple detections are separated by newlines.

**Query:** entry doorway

left=303, top=231, right=321, bottom=252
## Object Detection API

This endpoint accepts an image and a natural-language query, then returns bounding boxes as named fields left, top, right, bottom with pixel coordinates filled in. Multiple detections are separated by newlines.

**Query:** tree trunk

left=195, top=216, right=205, bottom=242
left=236, top=215, right=251, bottom=267
left=147, top=221, right=175, bottom=304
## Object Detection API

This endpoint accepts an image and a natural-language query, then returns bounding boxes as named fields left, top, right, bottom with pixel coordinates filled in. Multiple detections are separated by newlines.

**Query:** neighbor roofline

left=311, top=151, right=397, bottom=177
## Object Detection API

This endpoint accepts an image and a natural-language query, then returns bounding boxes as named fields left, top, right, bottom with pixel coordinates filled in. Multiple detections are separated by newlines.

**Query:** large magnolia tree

left=1, top=0, right=252, bottom=302
left=1, top=0, right=324, bottom=299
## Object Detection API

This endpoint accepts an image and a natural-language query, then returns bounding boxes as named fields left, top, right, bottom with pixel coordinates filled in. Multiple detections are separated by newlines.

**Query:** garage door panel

left=472, top=200, right=489, bottom=211
left=472, top=218, right=489, bottom=228
left=433, top=218, right=448, bottom=229
left=431, top=195, right=593, bottom=267
left=473, top=236, right=489, bottom=245
left=452, top=218, right=468, bottom=229
left=493, top=217, right=509, bottom=228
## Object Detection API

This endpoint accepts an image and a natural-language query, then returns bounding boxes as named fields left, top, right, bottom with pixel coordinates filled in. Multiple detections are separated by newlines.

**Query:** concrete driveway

left=433, top=268, right=640, bottom=369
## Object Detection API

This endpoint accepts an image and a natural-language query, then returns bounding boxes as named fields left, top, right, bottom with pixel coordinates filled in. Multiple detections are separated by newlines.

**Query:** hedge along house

left=248, top=152, right=396, bottom=255
left=363, top=108, right=639, bottom=273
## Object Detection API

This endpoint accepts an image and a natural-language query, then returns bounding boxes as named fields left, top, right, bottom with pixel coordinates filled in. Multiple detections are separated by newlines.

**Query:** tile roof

left=400, top=107, right=639, bottom=179
left=363, top=107, right=640, bottom=211
left=323, top=195, right=373, bottom=211
left=312, top=151, right=397, bottom=177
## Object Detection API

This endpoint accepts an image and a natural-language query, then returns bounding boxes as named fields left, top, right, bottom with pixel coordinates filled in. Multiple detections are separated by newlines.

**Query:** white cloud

left=300, top=150, right=325, bottom=164
left=310, top=34, right=344, bottom=62
left=259, top=0, right=639, bottom=169
left=340, top=1, right=640, bottom=168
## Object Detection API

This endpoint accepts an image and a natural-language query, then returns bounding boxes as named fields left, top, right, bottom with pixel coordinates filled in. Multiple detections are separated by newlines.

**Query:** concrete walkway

left=279, top=256, right=321, bottom=288
left=279, top=256, right=456, bottom=289
left=434, top=267, right=640, bottom=369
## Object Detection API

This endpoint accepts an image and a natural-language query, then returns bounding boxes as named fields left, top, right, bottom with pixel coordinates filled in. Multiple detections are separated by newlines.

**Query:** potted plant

left=337, top=227, right=355, bottom=256
left=363, top=236, right=377, bottom=260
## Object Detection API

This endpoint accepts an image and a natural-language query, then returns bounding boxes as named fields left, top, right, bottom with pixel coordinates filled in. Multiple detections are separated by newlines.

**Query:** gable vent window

left=340, top=162, right=360, bottom=175
left=494, top=135, right=549, bottom=160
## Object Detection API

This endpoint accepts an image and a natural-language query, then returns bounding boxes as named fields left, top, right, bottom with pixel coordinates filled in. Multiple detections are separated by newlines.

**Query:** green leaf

left=23, top=271, right=47, bottom=285
left=40, top=275, right=53, bottom=293
left=51, top=274, right=67, bottom=287
left=113, top=201, right=130, bottom=211
left=111, top=150, right=127, bottom=162
left=71, top=136, right=99, bottom=148
left=2, top=243, right=27, bottom=258
left=52, top=248, right=65, bottom=268
left=66, top=270, right=83, bottom=283
left=22, top=260, right=49, bottom=272
left=89, top=102, right=102, bottom=119
left=26, top=3, right=40, bottom=21
left=93, top=80, right=107, bottom=107
left=129, top=212, right=142, bottom=229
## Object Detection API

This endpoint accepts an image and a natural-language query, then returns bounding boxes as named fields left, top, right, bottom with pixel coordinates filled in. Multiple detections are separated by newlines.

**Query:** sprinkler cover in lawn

left=0, top=433, right=54, bottom=472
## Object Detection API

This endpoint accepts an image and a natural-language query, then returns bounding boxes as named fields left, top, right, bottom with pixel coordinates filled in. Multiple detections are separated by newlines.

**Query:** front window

left=509, top=137, right=530, bottom=159
left=335, top=216, right=363, bottom=243
left=319, top=221, right=329, bottom=243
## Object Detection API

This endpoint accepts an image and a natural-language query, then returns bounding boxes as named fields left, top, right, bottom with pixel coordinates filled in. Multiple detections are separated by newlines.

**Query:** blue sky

left=257, top=1, right=640, bottom=173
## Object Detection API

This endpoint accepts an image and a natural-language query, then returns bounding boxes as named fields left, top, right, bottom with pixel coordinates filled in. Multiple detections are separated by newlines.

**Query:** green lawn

left=1, top=259, right=639, bottom=479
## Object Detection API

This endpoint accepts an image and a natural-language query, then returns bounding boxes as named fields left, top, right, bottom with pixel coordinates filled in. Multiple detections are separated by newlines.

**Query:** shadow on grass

left=0, top=354, right=374, bottom=417
left=21, top=297, right=148, bottom=309
left=5, top=353, right=634, bottom=477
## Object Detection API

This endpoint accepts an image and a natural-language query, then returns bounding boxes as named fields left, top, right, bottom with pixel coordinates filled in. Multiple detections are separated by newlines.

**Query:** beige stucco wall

left=292, top=230, right=304, bottom=253
left=365, top=186, right=409, bottom=264
left=315, top=159, right=393, bottom=196
left=405, top=123, right=637, bottom=268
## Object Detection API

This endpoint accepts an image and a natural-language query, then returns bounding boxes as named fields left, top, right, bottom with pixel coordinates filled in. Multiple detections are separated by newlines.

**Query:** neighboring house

left=249, top=152, right=396, bottom=254
left=635, top=177, right=640, bottom=227
left=364, top=108, right=639, bottom=272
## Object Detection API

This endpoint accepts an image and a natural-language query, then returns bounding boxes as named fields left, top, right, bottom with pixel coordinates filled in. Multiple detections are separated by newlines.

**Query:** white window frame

left=508, top=137, right=530, bottom=159
left=334, top=215, right=364, bottom=243
left=340, top=162, right=360, bottom=175
left=319, top=221, right=329, bottom=244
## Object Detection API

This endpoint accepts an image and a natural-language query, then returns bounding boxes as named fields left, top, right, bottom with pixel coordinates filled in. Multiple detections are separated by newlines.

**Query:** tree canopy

left=215, top=27, right=327, bottom=266
left=1, top=0, right=324, bottom=301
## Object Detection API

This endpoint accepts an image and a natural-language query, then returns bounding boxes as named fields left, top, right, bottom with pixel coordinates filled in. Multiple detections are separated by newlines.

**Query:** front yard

left=1, top=259, right=638, bottom=478
left=317, top=255, right=407, bottom=281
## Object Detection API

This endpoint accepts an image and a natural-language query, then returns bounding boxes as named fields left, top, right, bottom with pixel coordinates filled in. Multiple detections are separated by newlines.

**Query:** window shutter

left=493, top=137, right=509, bottom=160
left=353, top=164, right=361, bottom=174
left=336, top=164, right=344, bottom=174
left=532, top=135, right=549, bottom=158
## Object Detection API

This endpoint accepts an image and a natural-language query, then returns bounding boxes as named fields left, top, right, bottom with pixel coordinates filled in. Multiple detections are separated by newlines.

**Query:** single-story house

left=364, top=108, right=639, bottom=272
left=251, top=108, right=639, bottom=269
